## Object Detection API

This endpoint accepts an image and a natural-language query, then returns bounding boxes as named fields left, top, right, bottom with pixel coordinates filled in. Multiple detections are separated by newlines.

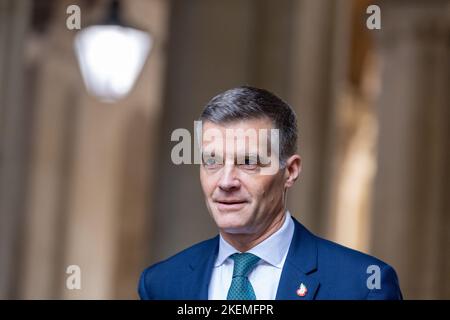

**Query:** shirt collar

left=215, top=211, right=294, bottom=269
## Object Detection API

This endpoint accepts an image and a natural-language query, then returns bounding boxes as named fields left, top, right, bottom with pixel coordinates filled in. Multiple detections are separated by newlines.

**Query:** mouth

left=214, top=199, right=248, bottom=211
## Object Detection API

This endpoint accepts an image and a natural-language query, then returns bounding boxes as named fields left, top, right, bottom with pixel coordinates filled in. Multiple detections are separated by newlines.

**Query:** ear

left=284, top=155, right=302, bottom=188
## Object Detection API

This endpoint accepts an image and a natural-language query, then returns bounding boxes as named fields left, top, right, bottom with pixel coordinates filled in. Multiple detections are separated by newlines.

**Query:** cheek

left=200, top=171, right=217, bottom=196
left=246, top=181, right=269, bottom=203
left=199, top=171, right=209, bottom=194
left=256, top=176, right=284, bottom=202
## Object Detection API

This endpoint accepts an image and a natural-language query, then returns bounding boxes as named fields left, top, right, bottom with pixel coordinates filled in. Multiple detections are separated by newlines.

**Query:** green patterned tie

left=226, top=253, right=261, bottom=300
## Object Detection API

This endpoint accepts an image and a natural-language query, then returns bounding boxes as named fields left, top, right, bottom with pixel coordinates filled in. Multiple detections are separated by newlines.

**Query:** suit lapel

left=276, top=261, right=320, bottom=300
left=276, top=218, right=320, bottom=300
left=183, top=236, right=219, bottom=299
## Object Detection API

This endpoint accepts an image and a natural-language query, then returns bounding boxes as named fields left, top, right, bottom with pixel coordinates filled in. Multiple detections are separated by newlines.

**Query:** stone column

left=371, top=0, right=450, bottom=299
left=0, top=0, right=32, bottom=299
left=286, top=0, right=352, bottom=235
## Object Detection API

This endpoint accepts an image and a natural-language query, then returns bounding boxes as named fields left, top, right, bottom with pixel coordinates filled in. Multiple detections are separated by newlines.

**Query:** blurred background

left=0, top=0, right=449, bottom=299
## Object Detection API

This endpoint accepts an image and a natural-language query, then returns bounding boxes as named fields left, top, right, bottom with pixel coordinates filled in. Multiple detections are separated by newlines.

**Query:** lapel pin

left=296, top=283, right=308, bottom=297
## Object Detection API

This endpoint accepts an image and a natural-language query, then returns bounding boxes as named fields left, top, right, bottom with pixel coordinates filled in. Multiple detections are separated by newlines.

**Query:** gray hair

left=199, top=86, right=298, bottom=163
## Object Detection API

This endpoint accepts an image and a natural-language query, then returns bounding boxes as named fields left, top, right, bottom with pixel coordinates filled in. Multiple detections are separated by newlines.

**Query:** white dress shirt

left=208, top=211, right=295, bottom=300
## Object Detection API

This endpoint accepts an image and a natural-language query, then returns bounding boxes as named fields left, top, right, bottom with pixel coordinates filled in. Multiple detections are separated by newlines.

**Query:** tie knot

left=230, top=253, right=260, bottom=277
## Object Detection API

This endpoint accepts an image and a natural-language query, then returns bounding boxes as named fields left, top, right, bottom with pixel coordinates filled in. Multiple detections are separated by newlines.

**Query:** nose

left=218, top=164, right=241, bottom=191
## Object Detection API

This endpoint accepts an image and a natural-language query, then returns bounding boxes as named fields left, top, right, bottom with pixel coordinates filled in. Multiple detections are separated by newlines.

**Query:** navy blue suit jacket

left=138, top=217, right=402, bottom=300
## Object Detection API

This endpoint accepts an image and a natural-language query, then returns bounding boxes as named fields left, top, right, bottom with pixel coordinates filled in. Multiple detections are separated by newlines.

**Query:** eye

left=203, top=157, right=222, bottom=169
left=238, top=156, right=258, bottom=170
left=258, top=157, right=272, bottom=167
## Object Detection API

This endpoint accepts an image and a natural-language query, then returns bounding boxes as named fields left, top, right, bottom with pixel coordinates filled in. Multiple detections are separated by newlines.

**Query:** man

left=138, top=86, right=402, bottom=300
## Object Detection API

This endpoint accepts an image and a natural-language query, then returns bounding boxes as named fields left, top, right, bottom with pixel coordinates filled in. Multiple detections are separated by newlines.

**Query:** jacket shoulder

left=316, top=235, right=389, bottom=268
left=312, top=233, right=402, bottom=299
left=138, top=236, right=218, bottom=299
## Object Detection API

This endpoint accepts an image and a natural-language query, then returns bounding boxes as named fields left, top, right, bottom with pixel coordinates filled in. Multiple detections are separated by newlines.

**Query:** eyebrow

left=235, top=152, right=257, bottom=160
left=201, top=152, right=271, bottom=165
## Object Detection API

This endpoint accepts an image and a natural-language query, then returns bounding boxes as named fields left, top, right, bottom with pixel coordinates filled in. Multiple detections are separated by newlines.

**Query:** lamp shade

left=74, top=25, right=152, bottom=102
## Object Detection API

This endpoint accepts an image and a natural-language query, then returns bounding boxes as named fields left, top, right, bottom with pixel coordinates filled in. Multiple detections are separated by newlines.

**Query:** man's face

left=199, top=118, right=296, bottom=235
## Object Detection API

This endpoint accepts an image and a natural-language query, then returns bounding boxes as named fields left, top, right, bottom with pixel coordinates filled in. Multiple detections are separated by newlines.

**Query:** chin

left=213, top=212, right=252, bottom=234
left=221, top=226, right=251, bottom=234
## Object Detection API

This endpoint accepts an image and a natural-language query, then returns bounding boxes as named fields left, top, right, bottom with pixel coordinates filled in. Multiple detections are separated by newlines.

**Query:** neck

left=220, top=209, right=287, bottom=252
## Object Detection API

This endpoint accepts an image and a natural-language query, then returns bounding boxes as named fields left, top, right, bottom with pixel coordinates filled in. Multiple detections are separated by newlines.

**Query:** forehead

left=201, top=118, right=274, bottom=141
left=200, top=118, right=275, bottom=158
